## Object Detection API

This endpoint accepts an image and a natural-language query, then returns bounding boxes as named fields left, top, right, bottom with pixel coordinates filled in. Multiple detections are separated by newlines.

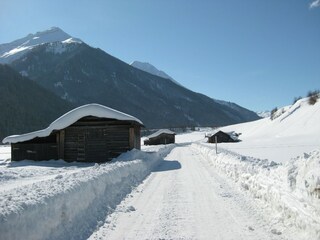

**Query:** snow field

left=0, top=145, right=10, bottom=162
left=192, top=143, right=320, bottom=239
left=0, top=145, right=175, bottom=240
left=219, top=98, right=320, bottom=163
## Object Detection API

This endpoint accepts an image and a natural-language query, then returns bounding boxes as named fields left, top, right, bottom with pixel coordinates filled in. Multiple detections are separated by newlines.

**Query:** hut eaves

left=146, top=129, right=175, bottom=139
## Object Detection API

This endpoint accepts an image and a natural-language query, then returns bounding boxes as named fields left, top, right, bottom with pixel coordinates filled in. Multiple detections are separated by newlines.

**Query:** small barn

left=207, top=130, right=239, bottom=143
left=144, top=129, right=175, bottom=145
left=2, top=104, right=143, bottom=162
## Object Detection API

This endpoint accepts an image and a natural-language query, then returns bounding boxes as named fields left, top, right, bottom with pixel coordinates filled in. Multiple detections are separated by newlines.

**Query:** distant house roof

left=226, top=131, right=240, bottom=141
left=3, top=103, right=143, bottom=144
left=146, top=129, right=175, bottom=140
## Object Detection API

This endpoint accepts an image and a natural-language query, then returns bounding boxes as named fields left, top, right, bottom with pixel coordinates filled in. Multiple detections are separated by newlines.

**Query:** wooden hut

left=207, top=130, right=239, bottom=143
left=2, top=104, right=143, bottom=162
left=144, top=129, right=175, bottom=145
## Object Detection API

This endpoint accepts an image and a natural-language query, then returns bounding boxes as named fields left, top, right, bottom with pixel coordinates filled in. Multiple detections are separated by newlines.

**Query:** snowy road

left=90, top=145, right=285, bottom=240
left=2, top=97, right=320, bottom=240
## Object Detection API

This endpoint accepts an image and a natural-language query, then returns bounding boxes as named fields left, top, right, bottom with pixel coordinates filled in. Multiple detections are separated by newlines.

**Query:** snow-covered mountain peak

left=130, top=61, right=182, bottom=86
left=131, top=61, right=173, bottom=80
left=29, top=27, right=73, bottom=43
left=0, top=27, right=82, bottom=64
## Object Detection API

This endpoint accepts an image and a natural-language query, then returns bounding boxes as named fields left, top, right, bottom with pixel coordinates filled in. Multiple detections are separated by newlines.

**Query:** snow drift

left=192, top=143, right=320, bottom=239
left=0, top=145, right=174, bottom=240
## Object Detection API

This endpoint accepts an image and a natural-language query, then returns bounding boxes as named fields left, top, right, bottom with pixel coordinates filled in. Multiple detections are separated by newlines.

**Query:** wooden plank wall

left=64, top=125, right=130, bottom=162
left=208, top=132, right=232, bottom=143
left=10, top=117, right=141, bottom=162
left=144, top=133, right=175, bottom=145
left=11, top=143, right=58, bottom=161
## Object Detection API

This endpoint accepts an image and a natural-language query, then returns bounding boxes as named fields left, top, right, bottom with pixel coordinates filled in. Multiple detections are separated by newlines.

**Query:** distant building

left=2, top=104, right=143, bottom=162
left=207, top=130, right=240, bottom=143
left=144, top=129, right=175, bottom=145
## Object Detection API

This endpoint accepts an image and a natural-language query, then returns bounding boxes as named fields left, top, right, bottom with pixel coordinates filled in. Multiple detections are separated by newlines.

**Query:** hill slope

left=219, top=97, right=320, bottom=162
left=0, top=65, right=73, bottom=140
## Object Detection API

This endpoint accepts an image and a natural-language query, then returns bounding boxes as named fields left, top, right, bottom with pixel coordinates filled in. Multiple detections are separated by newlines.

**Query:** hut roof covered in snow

left=3, top=103, right=143, bottom=144
left=146, top=129, right=176, bottom=140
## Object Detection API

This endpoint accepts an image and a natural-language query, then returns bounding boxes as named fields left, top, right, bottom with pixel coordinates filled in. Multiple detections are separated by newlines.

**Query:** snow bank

left=0, top=145, right=10, bottom=163
left=192, top=143, right=320, bottom=239
left=0, top=145, right=174, bottom=240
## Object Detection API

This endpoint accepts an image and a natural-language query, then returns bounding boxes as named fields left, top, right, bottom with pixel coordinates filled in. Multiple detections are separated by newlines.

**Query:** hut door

left=84, top=127, right=109, bottom=162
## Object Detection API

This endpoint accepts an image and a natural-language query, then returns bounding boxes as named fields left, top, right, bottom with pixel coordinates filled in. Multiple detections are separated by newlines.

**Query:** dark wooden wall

left=208, top=131, right=234, bottom=143
left=11, top=134, right=58, bottom=161
left=11, top=117, right=141, bottom=162
left=63, top=125, right=131, bottom=162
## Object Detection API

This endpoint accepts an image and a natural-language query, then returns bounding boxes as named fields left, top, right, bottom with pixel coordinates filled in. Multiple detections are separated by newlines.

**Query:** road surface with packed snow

left=89, top=145, right=287, bottom=240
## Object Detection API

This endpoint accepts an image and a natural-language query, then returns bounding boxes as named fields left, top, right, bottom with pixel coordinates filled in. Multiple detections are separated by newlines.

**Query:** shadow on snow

left=153, top=159, right=182, bottom=172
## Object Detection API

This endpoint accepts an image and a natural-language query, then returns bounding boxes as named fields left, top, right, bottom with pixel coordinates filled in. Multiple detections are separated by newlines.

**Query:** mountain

left=5, top=28, right=260, bottom=129
left=0, top=65, right=73, bottom=141
left=130, top=61, right=182, bottom=86
left=0, top=27, right=82, bottom=64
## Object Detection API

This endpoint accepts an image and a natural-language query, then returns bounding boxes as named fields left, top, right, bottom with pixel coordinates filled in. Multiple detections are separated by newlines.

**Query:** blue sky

left=0, top=0, right=319, bottom=112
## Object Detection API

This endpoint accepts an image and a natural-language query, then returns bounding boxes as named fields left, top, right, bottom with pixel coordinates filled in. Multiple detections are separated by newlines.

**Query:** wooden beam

left=129, top=127, right=134, bottom=149
left=59, top=130, right=65, bottom=159
left=135, top=126, right=141, bottom=150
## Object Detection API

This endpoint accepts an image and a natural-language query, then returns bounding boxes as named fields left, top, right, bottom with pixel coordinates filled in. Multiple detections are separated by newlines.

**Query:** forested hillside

left=0, top=65, right=73, bottom=141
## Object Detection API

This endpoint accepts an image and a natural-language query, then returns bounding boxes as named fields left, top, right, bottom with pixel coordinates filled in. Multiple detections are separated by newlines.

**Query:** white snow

left=256, top=110, right=271, bottom=118
left=62, top=38, right=82, bottom=44
left=2, top=104, right=143, bottom=144
left=0, top=145, right=10, bottom=162
left=54, top=81, right=63, bottom=88
left=212, top=97, right=320, bottom=163
left=45, top=41, right=79, bottom=54
left=89, top=145, right=286, bottom=240
left=0, top=145, right=175, bottom=240
left=0, top=27, right=82, bottom=64
left=192, top=143, right=320, bottom=239
left=19, top=70, right=28, bottom=77
left=1, top=46, right=31, bottom=57
left=0, top=97, right=319, bottom=239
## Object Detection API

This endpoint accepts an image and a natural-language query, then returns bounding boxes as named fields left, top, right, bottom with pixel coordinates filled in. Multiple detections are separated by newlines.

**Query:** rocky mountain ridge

left=2, top=27, right=260, bottom=130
